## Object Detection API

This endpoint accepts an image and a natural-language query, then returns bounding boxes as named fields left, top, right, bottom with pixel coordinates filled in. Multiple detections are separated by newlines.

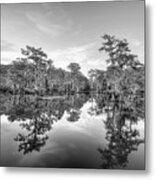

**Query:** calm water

left=0, top=94, right=145, bottom=169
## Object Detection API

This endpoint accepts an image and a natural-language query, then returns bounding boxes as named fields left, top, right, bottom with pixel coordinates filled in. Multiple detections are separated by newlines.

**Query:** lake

left=0, top=94, right=145, bottom=169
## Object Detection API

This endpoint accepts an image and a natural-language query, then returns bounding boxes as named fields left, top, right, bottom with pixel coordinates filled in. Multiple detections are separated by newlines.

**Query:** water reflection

left=91, top=93, right=145, bottom=169
left=0, top=93, right=144, bottom=169
left=0, top=94, right=89, bottom=155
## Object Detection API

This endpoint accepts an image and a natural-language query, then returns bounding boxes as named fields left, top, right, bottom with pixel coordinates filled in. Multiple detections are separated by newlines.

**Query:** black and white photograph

left=0, top=0, right=145, bottom=170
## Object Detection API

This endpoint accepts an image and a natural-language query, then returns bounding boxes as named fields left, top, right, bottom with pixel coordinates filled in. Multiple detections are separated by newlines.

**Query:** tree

left=88, top=69, right=97, bottom=85
left=88, top=69, right=107, bottom=92
left=9, top=46, right=53, bottom=94
left=67, top=62, right=81, bottom=75
left=99, top=34, right=144, bottom=96
left=9, top=58, right=33, bottom=93
left=21, top=46, right=48, bottom=65
left=99, top=34, right=142, bottom=70
left=21, top=46, right=52, bottom=91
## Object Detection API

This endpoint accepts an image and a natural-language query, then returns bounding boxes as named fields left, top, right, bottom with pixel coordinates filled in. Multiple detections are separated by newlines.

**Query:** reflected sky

left=0, top=94, right=145, bottom=169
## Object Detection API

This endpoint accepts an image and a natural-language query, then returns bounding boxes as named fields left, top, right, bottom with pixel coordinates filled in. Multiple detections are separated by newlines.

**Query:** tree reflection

left=90, top=93, right=144, bottom=169
left=0, top=92, right=144, bottom=168
left=67, top=109, right=81, bottom=122
left=14, top=115, right=53, bottom=154
left=0, top=94, right=88, bottom=154
left=6, top=96, right=57, bottom=154
left=98, top=124, right=144, bottom=169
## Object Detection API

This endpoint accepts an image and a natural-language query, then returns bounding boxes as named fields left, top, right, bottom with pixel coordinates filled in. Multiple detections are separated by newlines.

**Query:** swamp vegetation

left=0, top=34, right=145, bottom=169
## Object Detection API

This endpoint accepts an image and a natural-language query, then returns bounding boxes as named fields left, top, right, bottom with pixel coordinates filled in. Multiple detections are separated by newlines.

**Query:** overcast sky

left=1, top=1, right=144, bottom=76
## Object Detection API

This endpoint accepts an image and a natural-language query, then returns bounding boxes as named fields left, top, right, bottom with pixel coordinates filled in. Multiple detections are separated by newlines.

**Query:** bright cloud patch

left=48, top=43, right=94, bottom=68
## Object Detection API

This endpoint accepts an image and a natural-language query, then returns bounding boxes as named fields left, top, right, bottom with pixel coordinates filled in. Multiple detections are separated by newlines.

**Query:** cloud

left=1, top=51, right=20, bottom=64
left=48, top=43, right=95, bottom=68
left=25, top=7, right=73, bottom=38
left=130, top=38, right=141, bottom=47
left=86, top=57, right=106, bottom=66
left=1, top=40, right=20, bottom=64
left=38, top=25, right=62, bottom=36
left=47, top=42, right=108, bottom=76
left=129, top=38, right=144, bottom=63
left=1, top=40, right=15, bottom=51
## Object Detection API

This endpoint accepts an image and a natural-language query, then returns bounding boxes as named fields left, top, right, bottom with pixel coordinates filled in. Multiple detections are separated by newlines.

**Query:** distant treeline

left=0, top=34, right=144, bottom=98
left=0, top=46, right=90, bottom=95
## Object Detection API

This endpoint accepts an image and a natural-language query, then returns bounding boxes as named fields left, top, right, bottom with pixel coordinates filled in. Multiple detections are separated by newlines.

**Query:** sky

left=1, top=0, right=144, bottom=76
